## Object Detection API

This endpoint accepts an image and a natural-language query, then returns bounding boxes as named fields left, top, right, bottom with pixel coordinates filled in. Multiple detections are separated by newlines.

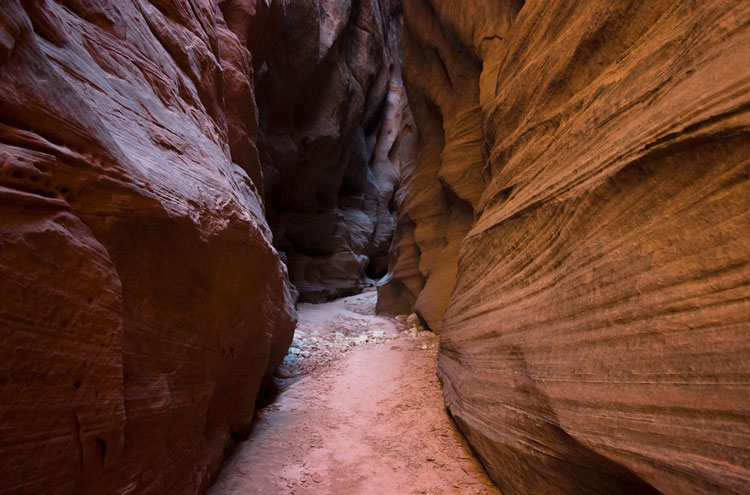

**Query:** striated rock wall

left=391, top=1, right=750, bottom=493
left=257, top=0, right=412, bottom=302
left=378, top=0, right=523, bottom=331
left=0, top=1, right=296, bottom=493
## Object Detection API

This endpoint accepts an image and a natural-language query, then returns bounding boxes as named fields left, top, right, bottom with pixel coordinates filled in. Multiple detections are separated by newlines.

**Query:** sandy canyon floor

left=208, top=290, right=499, bottom=495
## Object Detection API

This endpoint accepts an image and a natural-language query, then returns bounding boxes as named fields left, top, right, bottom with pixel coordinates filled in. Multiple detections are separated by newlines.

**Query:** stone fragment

left=275, top=367, right=292, bottom=379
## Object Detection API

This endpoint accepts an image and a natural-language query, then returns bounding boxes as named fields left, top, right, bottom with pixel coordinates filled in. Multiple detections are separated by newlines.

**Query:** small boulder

left=275, top=367, right=291, bottom=379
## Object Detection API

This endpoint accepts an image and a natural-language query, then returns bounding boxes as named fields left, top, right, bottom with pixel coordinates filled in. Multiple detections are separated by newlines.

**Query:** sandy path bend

left=208, top=291, right=499, bottom=495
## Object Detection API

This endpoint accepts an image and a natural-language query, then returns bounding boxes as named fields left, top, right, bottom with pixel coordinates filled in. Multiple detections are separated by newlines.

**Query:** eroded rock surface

left=0, top=1, right=295, bottom=493
left=378, top=0, right=521, bottom=331
left=258, top=0, right=414, bottom=302
left=386, top=1, right=750, bottom=494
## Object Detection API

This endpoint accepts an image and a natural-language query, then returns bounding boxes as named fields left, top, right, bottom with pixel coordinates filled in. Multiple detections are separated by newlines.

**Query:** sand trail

left=209, top=290, right=499, bottom=495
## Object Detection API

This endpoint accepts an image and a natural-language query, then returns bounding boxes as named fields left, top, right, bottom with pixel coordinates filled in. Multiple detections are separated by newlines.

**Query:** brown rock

left=390, top=1, right=750, bottom=494
left=257, top=0, right=413, bottom=302
left=0, top=1, right=294, bottom=493
left=377, top=0, right=517, bottom=330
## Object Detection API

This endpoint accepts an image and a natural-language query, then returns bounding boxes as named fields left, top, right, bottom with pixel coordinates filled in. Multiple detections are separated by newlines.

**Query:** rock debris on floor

left=208, top=290, right=498, bottom=495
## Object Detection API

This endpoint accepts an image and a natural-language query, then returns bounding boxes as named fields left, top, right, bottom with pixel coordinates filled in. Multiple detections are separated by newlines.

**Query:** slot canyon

left=0, top=0, right=748, bottom=494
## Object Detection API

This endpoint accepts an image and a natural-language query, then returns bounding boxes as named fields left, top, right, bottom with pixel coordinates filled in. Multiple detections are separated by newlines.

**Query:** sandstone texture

left=386, top=1, right=750, bottom=493
left=377, top=0, right=519, bottom=331
left=0, top=1, right=296, bottom=493
left=257, top=0, right=413, bottom=302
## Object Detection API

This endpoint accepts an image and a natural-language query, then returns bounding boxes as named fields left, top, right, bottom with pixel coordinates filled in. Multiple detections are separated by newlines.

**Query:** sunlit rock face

left=257, top=0, right=413, bottom=303
left=388, top=0, right=750, bottom=493
left=377, top=1, right=521, bottom=330
left=0, top=1, right=296, bottom=493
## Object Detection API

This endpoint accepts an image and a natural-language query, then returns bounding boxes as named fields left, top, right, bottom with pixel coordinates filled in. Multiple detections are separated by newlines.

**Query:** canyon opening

left=1, top=1, right=749, bottom=494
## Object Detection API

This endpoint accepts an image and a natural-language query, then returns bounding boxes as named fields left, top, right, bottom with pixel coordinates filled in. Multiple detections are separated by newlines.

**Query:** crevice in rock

left=256, top=0, right=411, bottom=304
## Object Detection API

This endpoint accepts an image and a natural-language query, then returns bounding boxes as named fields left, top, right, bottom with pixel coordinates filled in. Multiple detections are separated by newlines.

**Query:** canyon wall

left=0, top=0, right=412, bottom=492
left=378, top=0, right=522, bottom=331
left=0, top=1, right=298, bottom=493
left=389, top=1, right=750, bottom=494
left=257, top=0, right=412, bottom=302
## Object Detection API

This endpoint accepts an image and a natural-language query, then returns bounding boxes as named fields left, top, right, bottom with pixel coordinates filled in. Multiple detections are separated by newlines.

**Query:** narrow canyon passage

left=1, top=1, right=749, bottom=494
left=208, top=291, right=498, bottom=495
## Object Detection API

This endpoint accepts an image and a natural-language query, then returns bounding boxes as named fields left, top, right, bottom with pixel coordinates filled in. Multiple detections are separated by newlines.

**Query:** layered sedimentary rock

left=0, top=1, right=296, bottom=493
left=378, top=0, right=522, bottom=330
left=257, top=0, right=412, bottom=302
left=389, top=1, right=750, bottom=493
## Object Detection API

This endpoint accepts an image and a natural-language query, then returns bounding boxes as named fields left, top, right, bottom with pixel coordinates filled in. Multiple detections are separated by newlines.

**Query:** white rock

left=288, top=346, right=301, bottom=355
left=371, top=330, right=385, bottom=338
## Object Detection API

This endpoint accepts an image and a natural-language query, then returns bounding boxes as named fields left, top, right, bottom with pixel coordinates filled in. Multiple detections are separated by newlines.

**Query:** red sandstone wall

left=257, top=0, right=412, bottom=302
left=387, top=1, right=750, bottom=493
left=0, top=1, right=295, bottom=493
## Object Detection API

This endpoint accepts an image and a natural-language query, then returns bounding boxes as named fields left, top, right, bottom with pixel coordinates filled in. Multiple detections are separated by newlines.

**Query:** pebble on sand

left=406, top=313, right=419, bottom=326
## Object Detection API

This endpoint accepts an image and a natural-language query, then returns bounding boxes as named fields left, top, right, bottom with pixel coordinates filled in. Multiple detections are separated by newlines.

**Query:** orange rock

left=387, top=1, right=750, bottom=493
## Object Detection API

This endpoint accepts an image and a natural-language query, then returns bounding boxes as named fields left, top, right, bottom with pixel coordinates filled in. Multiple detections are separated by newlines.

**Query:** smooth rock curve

left=388, top=1, right=750, bottom=493
left=0, top=1, right=295, bottom=493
